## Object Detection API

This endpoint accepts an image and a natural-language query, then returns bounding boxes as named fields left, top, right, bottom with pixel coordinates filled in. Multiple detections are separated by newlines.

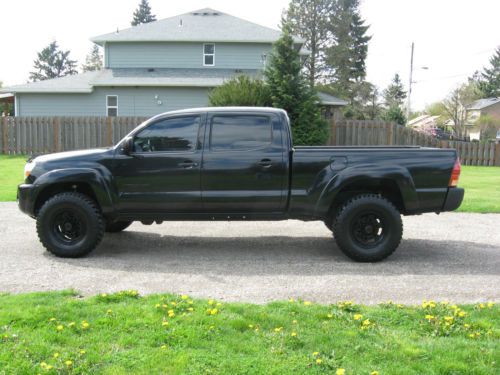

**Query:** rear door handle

left=258, top=158, right=272, bottom=168
left=178, top=160, right=198, bottom=169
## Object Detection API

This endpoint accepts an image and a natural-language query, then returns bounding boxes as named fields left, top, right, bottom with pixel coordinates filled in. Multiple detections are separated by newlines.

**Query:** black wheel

left=105, top=220, right=132, bottom=233
left=36, top=192, right=104, bottom=258
left=332, top=194, right=403, bottom=262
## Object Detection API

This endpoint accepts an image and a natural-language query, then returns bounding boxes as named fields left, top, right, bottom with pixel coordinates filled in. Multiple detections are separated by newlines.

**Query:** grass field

left=0, top=291, right=498, bottom=374
left=0, top=155, right=499, bottom=212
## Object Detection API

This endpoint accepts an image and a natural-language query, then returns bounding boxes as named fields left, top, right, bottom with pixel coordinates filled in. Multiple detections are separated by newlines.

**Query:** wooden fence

left=0, top=116, right=147, bottom=155
left=330, top=120, right=500, bottom=166
left=1, top=116, right=499, bottom=166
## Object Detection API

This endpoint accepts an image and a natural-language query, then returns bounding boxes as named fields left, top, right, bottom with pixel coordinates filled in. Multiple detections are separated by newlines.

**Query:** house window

left=106, top=95, right=118, bottom=117
left=203, top=43, right=215, bottom=66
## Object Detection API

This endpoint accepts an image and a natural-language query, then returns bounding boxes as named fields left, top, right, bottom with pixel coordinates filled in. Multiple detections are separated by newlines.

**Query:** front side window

left=203, top=43, right=215, bottom=66
left=210, top=115, right=272, bottom=151
left=134, top=116, right=200, bottom=152
left=107, top=95, right=118, bottom=117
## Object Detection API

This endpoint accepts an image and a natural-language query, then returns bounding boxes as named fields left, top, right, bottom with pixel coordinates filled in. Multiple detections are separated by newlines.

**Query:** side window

left=107, top=95, right=118, bottom=117
left=210, top=115, right=272, bottom=151
left=203, top=43, right=215, bottom=66
left=134, top=116, right=200, bottom=152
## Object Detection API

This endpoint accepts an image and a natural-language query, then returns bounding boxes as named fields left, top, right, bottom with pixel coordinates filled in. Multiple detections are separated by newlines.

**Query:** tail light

left=449, top=158, right=461, bottom=187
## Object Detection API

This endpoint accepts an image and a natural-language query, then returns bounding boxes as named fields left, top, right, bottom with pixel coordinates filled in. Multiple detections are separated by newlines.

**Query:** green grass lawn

left=0, top=291, right=497, bottom=374
left=0, top=155, right=499, bottom=213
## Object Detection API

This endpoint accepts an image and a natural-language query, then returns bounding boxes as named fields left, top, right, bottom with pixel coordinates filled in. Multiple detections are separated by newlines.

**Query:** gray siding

left=106, top=42, right=272, bottom=70
left=17, top=87, right=210, bottom=116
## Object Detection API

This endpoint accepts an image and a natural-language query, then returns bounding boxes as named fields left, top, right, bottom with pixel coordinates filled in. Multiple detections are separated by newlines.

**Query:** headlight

left=24, top=161, right=36, bottom=178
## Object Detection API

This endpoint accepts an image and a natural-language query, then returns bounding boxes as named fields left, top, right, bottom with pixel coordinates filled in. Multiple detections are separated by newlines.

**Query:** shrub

left=208, top=75, right=271, bottom=107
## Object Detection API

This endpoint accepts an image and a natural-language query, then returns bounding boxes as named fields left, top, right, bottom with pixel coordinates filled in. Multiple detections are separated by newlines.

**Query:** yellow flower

left=292, top=320, right=298, bottom=324
left=316, top=358, right=322, bottom=364
left=216, top=302, right=222, bottom=307
left=478, top=303, right=485, bottom=309
left=46, top=365, right=53, bottom=370
left=162, top=321, right=169, bottom=327
left=160, top=344, right=168, bottom=349
left=457, top=311, right=466, bottom=318
left=101, top=293, right=107, bottom=297
left=422, top=300, right=436, bottom=309
left=336, top=369, right=346, bottom=375
left=396, top=304, right=403, bottom=309
left=49, top=318, right=56, bottom=322
left=464, top=324, right=470, bottom=329
left=362, top=319, right=371, bottom=326
left=487, top=302, right=494, bottom=308
left=40, top=362, right=48, bottom=369
left=274, top=327, right=283, bottom=333
left=81, top=321, right=89, bottom=329
left=353, top=314, right=363, bottom=321
left=210, top=308, right=218, bottom=315
left=291, top=332, right=297, bottom=337
left=188, top=300, right=194, bottom=305
left=53, top=352, right=59, bottom=358
left=208, top=299, right=215, bottom=305
left=327, top=314, right=333, bottom=318
left=371, top=371, right=379, bottom=375
left=168, top=310, right=175, bottom=318
left=171, top=301, right=177, bottom=306
left=56, top=325, right=64, bottom=331
left=155, top=303, right=160, bottom=308
left=68, top=322, right=76, bottom=327
left=444, top=316, right=454, bottom=323
left=187, top=307, right=194, bottom=312
left=303, top=301, right=312, bottom=306
left=181, top=295, right=188, bottom=300
left=65, top=360, right=72, bottom=367
left=107, top=309, right=113, bottom=315
left=312, top=351, right=320, bottom=356
left=80, top=350, right=86, bottom=355
left=425, top=315, right=434, bottom=321
left=162, top=304, right=168, bottom=309
left=248, top=324, right=254, bottom=328
left=289, top=298, right=295, bottom=303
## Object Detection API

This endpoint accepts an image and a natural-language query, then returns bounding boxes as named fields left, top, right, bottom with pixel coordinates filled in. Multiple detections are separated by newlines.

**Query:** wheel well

left=328, top=179, right=405, bottom=218
left=34, top=183, right=99, bottom=215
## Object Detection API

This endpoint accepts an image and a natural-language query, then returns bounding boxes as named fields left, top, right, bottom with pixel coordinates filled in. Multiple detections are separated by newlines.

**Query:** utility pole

left=407, top=42, right=414, bottom=123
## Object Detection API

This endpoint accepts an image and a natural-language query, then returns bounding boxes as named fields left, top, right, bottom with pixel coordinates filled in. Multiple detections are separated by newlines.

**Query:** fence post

left=386, top=123, right=393, bottom=145
left=494, top=143, right=500, bottom=166
left=1, top=117, right=8, bottom=154
left=106, top=117, right=112, bottom=146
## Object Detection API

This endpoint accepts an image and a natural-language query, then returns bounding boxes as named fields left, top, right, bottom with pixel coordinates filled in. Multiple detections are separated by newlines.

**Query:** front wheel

left=333, top=194, right=403, bottom=262
left=36, top=192, right=104, bottom=258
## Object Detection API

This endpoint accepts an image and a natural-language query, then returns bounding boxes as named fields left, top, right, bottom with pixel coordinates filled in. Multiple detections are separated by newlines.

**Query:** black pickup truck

left=18, top=107, right=464, bottom=262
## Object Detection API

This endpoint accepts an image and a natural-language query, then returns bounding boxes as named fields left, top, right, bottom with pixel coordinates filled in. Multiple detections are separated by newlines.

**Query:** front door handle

left=258, top=158, right=272, bottom=168
left=178, top=160, right=198, bottom=169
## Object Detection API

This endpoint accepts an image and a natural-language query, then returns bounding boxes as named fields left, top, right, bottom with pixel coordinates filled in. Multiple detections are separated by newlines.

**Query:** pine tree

left=326, top=0, right=371, bottom=99
left=479, top=46, right=500, bottom=97
left=29, top=41, right=77, bottom=82
left=383, top=73, right=407, bottom=107
left=281, top=0, right=333, bottom=87
left=383, top=104, right=406, bottom=126
left=81, top=45, right=103, bottom=72
left=131, top=0, right=157, bottom=26
left=265, top=28, right=327, bottom=145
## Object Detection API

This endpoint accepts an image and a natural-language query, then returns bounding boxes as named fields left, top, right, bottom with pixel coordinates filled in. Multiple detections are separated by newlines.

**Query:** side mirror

left=122, top=137, right=134, bottom=155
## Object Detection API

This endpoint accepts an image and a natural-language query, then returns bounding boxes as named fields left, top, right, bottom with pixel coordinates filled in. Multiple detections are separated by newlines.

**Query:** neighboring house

left=0, top=8, right=346, bottom=117
left=465, top=97, right=500, bottom=140
left=408, top=115, right=440, bottom=133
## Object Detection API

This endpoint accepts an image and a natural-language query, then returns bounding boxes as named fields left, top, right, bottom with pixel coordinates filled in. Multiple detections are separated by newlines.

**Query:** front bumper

left=442, top=187, right=464, bottom=212
left=17, top=184, right=37, bottom=217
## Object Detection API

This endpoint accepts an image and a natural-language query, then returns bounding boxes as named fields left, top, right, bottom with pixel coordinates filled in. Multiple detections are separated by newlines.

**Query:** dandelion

left=187, top=307, right=194, bottom=312
left=188, top=300, right=194, bottom=305
left=371, top=371, right=379, bottom=375
left=487, top=302, right=494, bottom=308
left=457, top=311, right=466, bottom=318
left=181, top=295, right=188, bottom=300
left=248, top=324, right=254, bottom=328
left=444, top=316, right=454, bottom=323
left=80, top=350, right=86, bottom=355
left=274, top=327, right=283, bottom=333
left=336, top=369, right=346, bottom=375
left=68, top=321, right=76, bottom=327
left=155, top=303, right=161, bottom=308
left=168, top=310, right=175, bottom=318
left=312, top=351, right=320, bottom=356
left=101, top=293, right=107, bottom=297
left=316, top=358, right=322, bottom=364
left=56, top=325, right=64, bottom=331
left=81, top=321, right=89, bottom=329
left=422, top=300, right=436, bottom=309
left=53, top=353, right=59, bottom=358
left=107, top=309, right=113, bottom=315
left=291, top=332, right=297, bottom=337
left=210, top=308, right=218, bottom=315
left=162, top=321, right=169, bottom=327
left=160, top=344, right=168, bottom=349
left=353, top=314, right=363, bottom=321
left=40, top=362, right=48, bottom=369
left=216, top=302, right=222, bottom=307
left=304, top=301, right=312, bottom=306
left=478, top=303, right=485, bottom=309
left=425, top=315, right=434, bottom=321
left=396, top=304, right=403, bottom=309
left=162, top=304, right=168, bottom=309
left=171, top=301, right=177, bottom=307
left=65, top=360, right=73, bottom=367
left=289, top=298, right=295, bottom=303
left=208, top=299, right=215, bottom=305
left=464, top=324, right=470, bottom=329
left=49, top=318, right=56, bottom=322
left=362, top=319, right=371, bottom=327
left=327, top=314, right=333, bottom=319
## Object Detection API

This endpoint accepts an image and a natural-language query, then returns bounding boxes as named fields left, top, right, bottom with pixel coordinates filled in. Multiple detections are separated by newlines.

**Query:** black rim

left=350, top=211, right=386, bottom=248
left=51, top=209, right=86, bottom=244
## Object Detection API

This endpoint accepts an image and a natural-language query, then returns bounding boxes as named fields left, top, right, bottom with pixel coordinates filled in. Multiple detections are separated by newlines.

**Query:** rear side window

left=134, top=116, right=200, bottom=152
left=210, top=115, right=271, bottom=151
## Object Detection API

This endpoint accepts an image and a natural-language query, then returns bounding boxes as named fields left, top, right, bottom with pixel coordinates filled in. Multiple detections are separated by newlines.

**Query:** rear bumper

left=17, top=184, right=36, bottom=217
left=442, top=187, right=464, bottom=212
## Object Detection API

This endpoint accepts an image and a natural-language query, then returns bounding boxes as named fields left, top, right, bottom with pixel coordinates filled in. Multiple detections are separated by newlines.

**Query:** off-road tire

left=332, top=194, right=403, bottom=262
left=105, top=220, right=132, bottom=233
left=36, top=192, right=104, bottom=258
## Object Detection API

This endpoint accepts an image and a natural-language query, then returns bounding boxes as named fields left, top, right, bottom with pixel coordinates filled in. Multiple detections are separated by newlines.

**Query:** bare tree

left=442, top=83, right=481, bottom=138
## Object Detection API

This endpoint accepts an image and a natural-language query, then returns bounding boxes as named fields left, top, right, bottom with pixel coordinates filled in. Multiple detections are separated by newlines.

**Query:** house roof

left=466, top=97, right=500, bottom=110
left=91, top=8, right=304, bottom=44
left=317, top=92, right=349, bottom=106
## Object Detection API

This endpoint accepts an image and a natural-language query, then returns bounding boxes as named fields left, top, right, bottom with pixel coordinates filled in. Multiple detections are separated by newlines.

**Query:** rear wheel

left=36, top=192, right=104, bottom=258
left=105, top=220, right=132, bottom=233
left=332, top=194, right=402, bottom=262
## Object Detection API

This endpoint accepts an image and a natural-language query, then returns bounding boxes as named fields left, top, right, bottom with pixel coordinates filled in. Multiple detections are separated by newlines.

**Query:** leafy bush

left=208, top=76, right=271, bottom=107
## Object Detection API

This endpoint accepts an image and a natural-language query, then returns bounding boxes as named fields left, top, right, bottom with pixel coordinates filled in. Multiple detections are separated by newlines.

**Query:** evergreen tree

left=29, top=41, right=77, bottom=82
left=281, top=0, right=333, bottom=87
left=383, top=73, right=407, bottom=107
left=81, top=45, right=103, bottom=72
left=479, top=46, right=500, bottom=97
left=265, top=28, right=327, bottom=145
left=383, top=104, right=406, bottom=126
left=131, top=0, right=157, bottom=26
left=209, top=76, right=271, bottom=107
left=326, top=0, right=371, bottom=99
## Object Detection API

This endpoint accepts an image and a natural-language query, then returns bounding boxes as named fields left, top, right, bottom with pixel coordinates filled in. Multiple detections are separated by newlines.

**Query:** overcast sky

left=0, top=0, right=498, bottom=109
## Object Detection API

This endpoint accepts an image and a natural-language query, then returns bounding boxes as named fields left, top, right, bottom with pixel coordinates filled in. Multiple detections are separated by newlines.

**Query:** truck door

left=200, top=112, right=287, bottom=213
left=113, top=114, right=204, bottom=213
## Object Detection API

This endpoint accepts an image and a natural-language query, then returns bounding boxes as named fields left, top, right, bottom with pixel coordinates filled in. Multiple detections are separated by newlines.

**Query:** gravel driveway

left=0, top=202, right=499, bottom=304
